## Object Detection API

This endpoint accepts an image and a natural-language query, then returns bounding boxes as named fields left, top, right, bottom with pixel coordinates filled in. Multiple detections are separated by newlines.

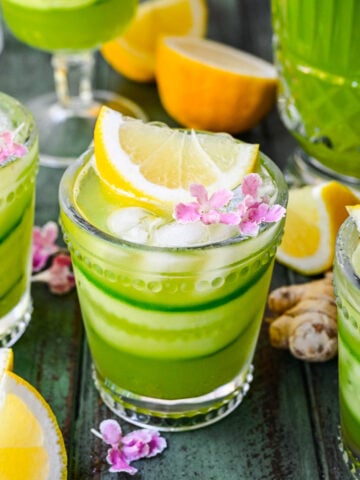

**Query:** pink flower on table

left=32, top=221, right=60, bottom=272
left=91, top=419, right=167, bottom=475
left=31, top=253, right=75, bottom=295
left=0, top=130, right=27, bottom=163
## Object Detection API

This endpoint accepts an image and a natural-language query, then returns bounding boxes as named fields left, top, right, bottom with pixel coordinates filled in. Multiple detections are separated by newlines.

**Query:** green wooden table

left=0, top=1, right=352, bottom=478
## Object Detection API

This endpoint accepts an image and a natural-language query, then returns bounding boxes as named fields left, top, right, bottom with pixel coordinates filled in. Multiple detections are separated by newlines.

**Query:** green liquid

left=60, top=150, right=286, bottom=400
left=2, top=0, right=137, bottom=51
left=0, top=103, right=38, bottom=319
left=272, top=0, right=360, bottom=179
left=334, top=219, right=360, bottom=470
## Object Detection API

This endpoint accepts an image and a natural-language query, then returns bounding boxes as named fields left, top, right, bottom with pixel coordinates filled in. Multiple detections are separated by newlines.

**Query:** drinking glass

left=1, top=0, right=146, bottom=168
left=271, top=0, right=360, bottom=186
left=334, top=217, right=360, bottom=478
left=0, top=92, right=38, bottom=346
left=59, top=146, right=287, bottom=431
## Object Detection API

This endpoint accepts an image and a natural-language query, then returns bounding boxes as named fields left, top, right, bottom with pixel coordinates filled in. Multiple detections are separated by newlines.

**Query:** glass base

left=27, top=90, right=148, bottom=168
left=93, top=365, right=254, bottom=432
left=338, top=428, right=360, bottom=479
left=0, top=291, right=32, bottom=347
left=285, top=148, right=360, bottom=190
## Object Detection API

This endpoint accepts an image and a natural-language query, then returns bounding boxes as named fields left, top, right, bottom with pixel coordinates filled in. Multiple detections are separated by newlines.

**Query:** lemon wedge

left=276, top=181, right=359, bottom=275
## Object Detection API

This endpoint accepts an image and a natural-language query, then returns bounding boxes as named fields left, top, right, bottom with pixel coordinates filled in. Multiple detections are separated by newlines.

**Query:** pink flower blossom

left=92, top=419, right=167, bottom=475
left=0, top=130, right=27, bottom=163
left=174, top=184, right=238, bottom=225
left=173, top=174, right=286, bottom=237
left=32, top=221, right=60, bottom=272
left=31, top=253, right=75, bottom=295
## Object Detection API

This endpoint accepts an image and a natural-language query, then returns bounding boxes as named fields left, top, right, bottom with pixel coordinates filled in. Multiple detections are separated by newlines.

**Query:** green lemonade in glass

left=1, top=0, right=143, bottom=168
left=0, top=92, right=38, bottom=346
left=59, top=116, right=287, bottom=431
left=1, top=0, right=136, bottom=51
left=272, top=0, right=360, bottom=182
left=334, top=216, right=360, bottom=477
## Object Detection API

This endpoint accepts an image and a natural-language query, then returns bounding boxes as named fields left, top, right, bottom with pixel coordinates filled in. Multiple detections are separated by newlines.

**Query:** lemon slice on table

left=0, top=348, right=67, bottom=480
left=101, top=0, right=208, bottom=82
left=6, top=0, right=96, bottom=8
left=276, top=181, right=359, bottom=275
left=155, top=36, right=278, bottom=134
left=93, top=106, right=259, bottom=208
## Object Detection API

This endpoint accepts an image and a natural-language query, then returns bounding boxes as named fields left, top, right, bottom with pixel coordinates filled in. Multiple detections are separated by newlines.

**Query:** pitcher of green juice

left=271, top=0, right=360, bottom=185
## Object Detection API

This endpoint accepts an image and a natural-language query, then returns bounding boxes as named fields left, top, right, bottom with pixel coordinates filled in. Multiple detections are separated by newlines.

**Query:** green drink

left=1, top=0, right=144, bottom=167
left=334, top=216, right=360, bottom=477
left=271, top=0, right=360, bottom=183
left=1, top=0, right=137, bottom=51
left=59, top=113, right=287, bottom=431
left=0, top=92, right=38, bottom=346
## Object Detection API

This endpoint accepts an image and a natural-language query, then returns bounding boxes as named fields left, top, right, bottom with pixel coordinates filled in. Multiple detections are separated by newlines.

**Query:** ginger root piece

left=267, top=272, right=337, bottom=362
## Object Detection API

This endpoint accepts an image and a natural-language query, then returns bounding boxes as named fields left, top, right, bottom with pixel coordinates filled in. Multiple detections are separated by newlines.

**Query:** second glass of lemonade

left=0, top=92, right=38, bottom=346
left=60, top=111, right=287, bottom=431
left=334, top=216, right=360, bottom=477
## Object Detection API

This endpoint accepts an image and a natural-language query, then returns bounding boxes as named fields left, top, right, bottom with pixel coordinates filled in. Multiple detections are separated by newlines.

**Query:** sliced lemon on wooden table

left=0, top=348, right=67, bottom=480
left=276, top=181, right=359, bottom=275
left=93, top=106, right=259, bottom=208
left=101, top=0, right=208, bottom=82
left=155, top=36, right=278, bottom=134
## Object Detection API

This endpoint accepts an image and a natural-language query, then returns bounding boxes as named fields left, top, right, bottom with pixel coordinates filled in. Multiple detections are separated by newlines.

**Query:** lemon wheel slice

left=101, top=0, right=207, bottom=82
left=0, top=349, right=67, bottom=480
left=276, top=181, right=359, bottom=275
left=94, top=106, right=259, bottom=207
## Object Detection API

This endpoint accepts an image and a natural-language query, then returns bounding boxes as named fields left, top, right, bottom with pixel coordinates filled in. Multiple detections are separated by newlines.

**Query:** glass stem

left=51, top=51, right=95, bottom=109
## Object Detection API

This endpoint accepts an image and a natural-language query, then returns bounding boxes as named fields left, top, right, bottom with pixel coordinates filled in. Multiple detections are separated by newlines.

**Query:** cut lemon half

left=94, top=106, right=259, bottom=207
left=0, top=350, right=67, bottom=479
left=101, top=0, right=207, bottom=82
left=276, top=181, right=359, bottom=275
left=155, top=36, right=278, bottom=134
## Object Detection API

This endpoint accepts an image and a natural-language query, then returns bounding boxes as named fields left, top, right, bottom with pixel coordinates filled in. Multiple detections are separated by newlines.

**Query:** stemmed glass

left=1, top=0, right=146, bottom=167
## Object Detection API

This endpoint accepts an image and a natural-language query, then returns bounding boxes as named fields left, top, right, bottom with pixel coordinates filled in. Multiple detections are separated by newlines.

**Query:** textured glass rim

left=335, top=217, right=360, bottom=289
left=0, top=91, right=38, bottom=165
left=59, top=145, right=288, bottom=253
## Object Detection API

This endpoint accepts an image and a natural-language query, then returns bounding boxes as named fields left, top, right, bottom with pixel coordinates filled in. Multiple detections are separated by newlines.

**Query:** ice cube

left=107, top=207, right=164, bottom=244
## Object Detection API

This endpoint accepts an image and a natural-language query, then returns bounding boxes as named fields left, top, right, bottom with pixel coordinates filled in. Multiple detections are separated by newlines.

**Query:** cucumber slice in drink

left=5, top=0, right=97, bottom=9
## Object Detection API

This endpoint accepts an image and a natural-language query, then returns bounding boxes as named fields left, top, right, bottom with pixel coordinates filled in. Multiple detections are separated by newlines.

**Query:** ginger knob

left=267, top=273, right=337, bottom=362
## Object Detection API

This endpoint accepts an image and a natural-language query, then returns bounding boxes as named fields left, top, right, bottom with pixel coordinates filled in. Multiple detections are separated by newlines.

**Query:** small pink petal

left=174, top=202, right=200, bottom=223
left=239, top=220, right=260, bottom=236
left=100, top=419, right=123, bottom=446
left=107, top=447, right=138, bottom=475
left=47, top=253, right=75, bottom=295
left=208, top=189, right=233, bottom=209
left=189, top=183, right=208, bottom=204
left=241, top=173, right=262, bottom=197
left=263, top=204, right=286, bottom=223
left=201, top=210, right=221, bottom=225
left=219, top=211, right=241, bottom=225
left=146, top=431, right=167, bottom=457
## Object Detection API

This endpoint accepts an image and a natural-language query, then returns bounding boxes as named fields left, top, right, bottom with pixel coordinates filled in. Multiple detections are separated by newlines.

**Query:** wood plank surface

left=0, top=1, right=352, bottom=478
